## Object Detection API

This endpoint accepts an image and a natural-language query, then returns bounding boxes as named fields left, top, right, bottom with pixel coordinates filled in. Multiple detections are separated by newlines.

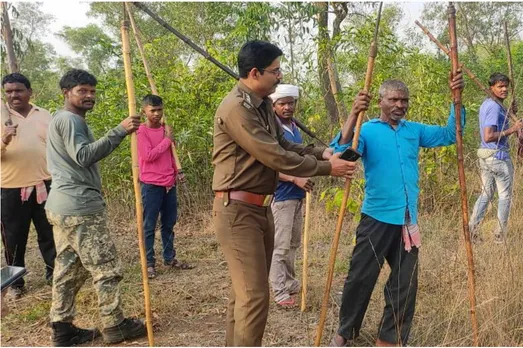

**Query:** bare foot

left=329, top=334, right=347, bottom=347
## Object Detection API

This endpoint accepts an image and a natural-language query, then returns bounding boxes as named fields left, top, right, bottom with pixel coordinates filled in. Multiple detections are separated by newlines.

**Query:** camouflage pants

left=46, top=210, right=124, bottom=328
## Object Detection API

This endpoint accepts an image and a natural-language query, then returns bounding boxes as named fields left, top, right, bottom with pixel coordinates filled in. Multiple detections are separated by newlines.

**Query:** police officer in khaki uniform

left=212, top=40, right=358, bottom=347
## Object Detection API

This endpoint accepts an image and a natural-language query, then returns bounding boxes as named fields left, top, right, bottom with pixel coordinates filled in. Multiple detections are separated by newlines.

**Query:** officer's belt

left=215, top=191, right=273, bottom=207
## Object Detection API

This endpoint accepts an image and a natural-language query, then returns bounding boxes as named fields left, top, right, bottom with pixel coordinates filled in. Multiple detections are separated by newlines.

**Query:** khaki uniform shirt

left=212, top=82, right=331, bottom=195
left=1, top=102, right=52, bottom=188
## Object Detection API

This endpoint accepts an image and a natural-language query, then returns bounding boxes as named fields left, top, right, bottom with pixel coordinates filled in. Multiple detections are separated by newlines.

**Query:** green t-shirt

left=45, top=109, right=127, bottom=215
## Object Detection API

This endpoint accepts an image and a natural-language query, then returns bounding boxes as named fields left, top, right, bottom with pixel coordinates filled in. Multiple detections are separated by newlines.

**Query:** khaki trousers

left=213, top=196, right=275, bottom=347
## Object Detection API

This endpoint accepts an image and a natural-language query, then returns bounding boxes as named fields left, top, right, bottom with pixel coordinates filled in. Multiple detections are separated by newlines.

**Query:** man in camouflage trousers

left=45, top=69, right=146, bottom=346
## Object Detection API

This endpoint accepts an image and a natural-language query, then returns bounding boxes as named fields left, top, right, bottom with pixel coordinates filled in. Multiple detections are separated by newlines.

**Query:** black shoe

left=102, top=318, right=147, bottom=344
left=52, top=321, right=100, bottom=347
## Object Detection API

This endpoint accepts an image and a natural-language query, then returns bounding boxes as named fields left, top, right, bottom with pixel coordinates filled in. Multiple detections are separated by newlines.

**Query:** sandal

left=276, top=297, right=296, bottom=309
left=147, top=267, right=156, bottom=279
left=165, top=259, right=195, bottom=270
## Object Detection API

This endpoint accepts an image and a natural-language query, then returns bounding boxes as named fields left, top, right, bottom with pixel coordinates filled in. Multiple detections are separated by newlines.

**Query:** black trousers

left=1, top=180, right=56, bottom=288
left=338, top=214, right=419, bottom=345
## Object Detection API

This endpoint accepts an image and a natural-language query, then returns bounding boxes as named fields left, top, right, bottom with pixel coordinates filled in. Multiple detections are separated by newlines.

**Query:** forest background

left=1, top=2, right=522, bottom=346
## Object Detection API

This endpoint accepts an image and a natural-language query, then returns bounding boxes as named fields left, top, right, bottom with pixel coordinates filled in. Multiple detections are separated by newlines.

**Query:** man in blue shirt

left=469, top=73, right=522, bottom=244
left=268, top=84, right=314, bottom=308
left=329, top=73, right=465, bottom=347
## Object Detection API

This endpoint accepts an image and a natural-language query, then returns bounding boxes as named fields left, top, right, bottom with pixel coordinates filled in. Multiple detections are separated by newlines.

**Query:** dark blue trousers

left=141, top=183, right=177, bottom=267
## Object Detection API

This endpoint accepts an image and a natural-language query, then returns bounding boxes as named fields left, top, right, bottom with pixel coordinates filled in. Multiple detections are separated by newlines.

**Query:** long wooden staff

left=120, top=13, right=155, bottom=347
left=300, top=191, right=311, bottom=312
left=125, top=3, right=183, bottom=173
left=447, top=3, right=479, bottom=346
left=314, top=3, right=383, bottom=346
left=415, top=20, right=518, bottom=123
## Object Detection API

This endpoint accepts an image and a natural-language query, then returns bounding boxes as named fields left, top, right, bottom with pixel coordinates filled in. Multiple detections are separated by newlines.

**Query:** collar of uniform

left=5, top=103, right=40, bottom=118
left=237, top=81, right=264, bottom=109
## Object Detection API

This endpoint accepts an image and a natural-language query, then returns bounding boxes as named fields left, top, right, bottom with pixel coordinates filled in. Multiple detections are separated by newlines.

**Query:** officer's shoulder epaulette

left=237, top=90, right=253, bottom=110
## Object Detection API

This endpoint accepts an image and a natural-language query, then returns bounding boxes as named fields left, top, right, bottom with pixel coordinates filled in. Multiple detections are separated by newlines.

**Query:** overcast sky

left=40, top=1, right=101, bottom=57
left=38, top=1, right=426, bottom=58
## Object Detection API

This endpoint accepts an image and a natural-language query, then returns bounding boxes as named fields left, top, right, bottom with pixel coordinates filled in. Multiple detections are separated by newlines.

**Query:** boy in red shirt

left=137, top=95, right=193, bottom=279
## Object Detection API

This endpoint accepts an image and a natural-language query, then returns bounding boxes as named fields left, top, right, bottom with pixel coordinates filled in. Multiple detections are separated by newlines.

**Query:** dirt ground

left=1, top=191, right=522, bottom=347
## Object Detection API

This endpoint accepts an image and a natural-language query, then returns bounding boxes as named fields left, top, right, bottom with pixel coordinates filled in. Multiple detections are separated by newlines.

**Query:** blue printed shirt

left=478, top=98, right=510, bottom=160
left=330, top=104, right=465, bottom=225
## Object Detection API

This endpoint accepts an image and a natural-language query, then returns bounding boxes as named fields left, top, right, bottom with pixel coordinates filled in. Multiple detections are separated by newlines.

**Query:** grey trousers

left=269, top=199, right=303, bottom=303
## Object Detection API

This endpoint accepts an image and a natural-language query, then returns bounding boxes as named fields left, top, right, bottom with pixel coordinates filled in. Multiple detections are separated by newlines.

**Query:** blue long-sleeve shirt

left=330, top=104, right=465, bottom=225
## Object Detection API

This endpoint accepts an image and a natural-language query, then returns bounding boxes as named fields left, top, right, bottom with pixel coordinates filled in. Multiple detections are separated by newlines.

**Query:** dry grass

left=1, top=166, right=522, bottom=347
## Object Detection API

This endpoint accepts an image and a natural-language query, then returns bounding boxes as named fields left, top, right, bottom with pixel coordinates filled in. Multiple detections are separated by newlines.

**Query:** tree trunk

left=1, top=2, right=18, bottom=73
left=326, top=55, right=348, bottom=128
left=316, top=2, right=339, bottom=125
left=456, top=3, right=477, bottom=62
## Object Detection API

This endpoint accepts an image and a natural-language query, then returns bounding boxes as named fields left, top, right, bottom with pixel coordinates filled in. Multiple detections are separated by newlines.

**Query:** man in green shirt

left=46, top=69, right=146, bottom=346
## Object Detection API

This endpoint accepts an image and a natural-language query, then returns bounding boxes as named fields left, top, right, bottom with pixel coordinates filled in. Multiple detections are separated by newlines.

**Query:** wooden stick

left=314, top=3, right=383, bottom=346
left=415, top=20, right=518, bottom=123
left=125, top=3, right=183, bottom=174
left=300, top=191, right=311, bottom=312
left=447, top=3, right=479, bottom=346
left=120, top=16, right=155, bottom=347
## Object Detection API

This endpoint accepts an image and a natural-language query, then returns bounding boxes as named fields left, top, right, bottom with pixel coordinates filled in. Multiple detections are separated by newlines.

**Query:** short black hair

left=2, top=73, right=31, bottom=89
left=59, top=69, right=97, bottom=90
left=488, top=73, right=509, bottom=87
left=142, top=94, right=163, bottom=107
left=238, top=40, right=283, bottom=78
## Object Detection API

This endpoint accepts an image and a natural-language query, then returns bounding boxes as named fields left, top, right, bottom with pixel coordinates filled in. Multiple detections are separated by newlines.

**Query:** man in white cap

left=268, top=84, right=313, bottom=308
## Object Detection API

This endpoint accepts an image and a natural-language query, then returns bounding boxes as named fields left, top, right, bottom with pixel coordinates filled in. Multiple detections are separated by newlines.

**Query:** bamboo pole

left=447, top=3, right=479, bottom=346
left=126, top=3, right=157, bottom=94
left=1, top=2, right=18, bottom=73
left=120, top=16, right=155, bottom=347
left=314, top=3, right=383, bottom=346
left=125, top=3, right=183, bottom=174
left=300, top=191, right=311, bottom=312
left=415, top=20, right=518, bottom=123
